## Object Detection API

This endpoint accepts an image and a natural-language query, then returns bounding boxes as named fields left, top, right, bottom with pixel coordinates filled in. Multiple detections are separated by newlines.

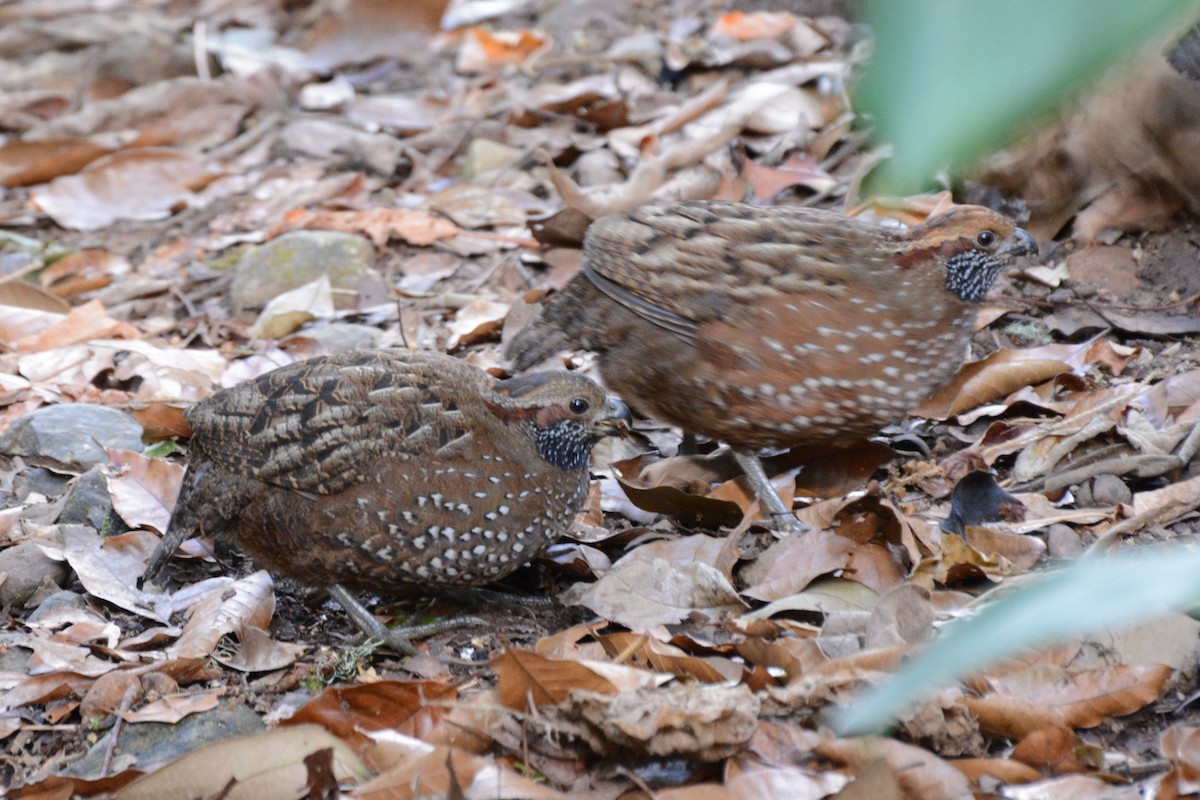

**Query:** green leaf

left=835, top=546, right=1200, bottom=735
left=860, top=0, right=1196, bottom=193
left=142, top=440, right=178, bottom=459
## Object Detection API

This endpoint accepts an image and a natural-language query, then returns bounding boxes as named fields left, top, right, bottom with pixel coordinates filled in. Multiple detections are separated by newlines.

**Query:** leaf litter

left=1, top=0, right=1200, bottom=797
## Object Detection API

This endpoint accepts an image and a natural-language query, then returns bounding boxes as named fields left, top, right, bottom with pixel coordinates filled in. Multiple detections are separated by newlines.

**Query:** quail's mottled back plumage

left=506, top=201, right=1037, bottom=524
left=143, top=350, right=629, bottom=648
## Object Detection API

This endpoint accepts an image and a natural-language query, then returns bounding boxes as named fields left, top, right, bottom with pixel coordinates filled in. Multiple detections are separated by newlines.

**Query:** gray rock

left=1090, top=473, right=1132, bottom=507
left=0, top=541, right=67, bottom=607
left=228, top=231, right=376, bottom=316
left=27, top=589, right=88, bottom=622
left=58, top=467, right=116, bottom=530
left=63, top=699, right=265, bottom=779
left=14, top=467, right=72, bottom=499
left=1046, top=523, right=1084, bottom=558
left=0, top=645, right=31, bottom=673
left=0, top=404, right=143, bottom=470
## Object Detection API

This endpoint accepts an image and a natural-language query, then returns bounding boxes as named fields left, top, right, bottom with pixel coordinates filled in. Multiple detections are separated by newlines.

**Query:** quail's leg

left=732, top=449, right=810, bottom=533
left=327, top=584, right=488, bottom=657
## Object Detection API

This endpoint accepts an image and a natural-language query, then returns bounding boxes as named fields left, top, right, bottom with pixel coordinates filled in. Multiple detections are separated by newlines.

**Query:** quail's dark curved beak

left=1003, top=228, right=1039, bottom=259
left=598, top=396, right=632, bottom=436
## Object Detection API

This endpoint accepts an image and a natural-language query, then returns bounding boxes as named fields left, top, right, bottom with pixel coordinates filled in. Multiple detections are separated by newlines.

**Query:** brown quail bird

left=142, top=349, right=630, bottom=653
left=505, top=201, right=1038, bottom=528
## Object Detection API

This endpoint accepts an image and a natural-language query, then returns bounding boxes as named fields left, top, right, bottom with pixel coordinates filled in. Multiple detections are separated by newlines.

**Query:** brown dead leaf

left=130, top=404, right=190, bottom=440
left=710, top=10, right=798, bottom=41
left=456, top=27, right=550, bottom=73
left=963, top=525, right=1046, bottom=571
left=1161, top=724, right=1200, bottom=796
left=568, top=682, right=760, bottom=762
left=427, top=184, right=527, bottom=229
left=0, top=137, right=113, bottom=187
left=0, top=279, right=72, bottom=314
left=40, top=250, right=130, bottom=298
left=13, top=298, right=139, bottom=352
left=275, top=207, right=460, bottom=247
left=815, top=735, right=973, bottom=800
left=570, top=555, right=747, bottom=630
left=597, top=632, right=744, bottom=682
left=32, top=148, right=219, bottom=231
left=612, top=456, right=744, bottom=528
left=115, top=724, right=370, bottom=800
left=949, top=757, right=1043, bottom=787
left=59, top=525, right=173, bottom=623
left=741, top=152, right=836, bottom=201
left=494, top=648, right=665, bottom=711
left=284, top=681, right=457, bottom=756
left=1011, top=725, right=1086, bottom=774
left=968, top=663, right=1172, bottom=739
left=120, top=687, right=225, bottom=724
left=743, top=529, right=857, bottom=602
left=446, top=299, right=510, bottom=350
left=355, top=736, right=567, bottom=800
left=107, top=449, right=186, bottom=534
left=914, top=348, right=1076, bottom=420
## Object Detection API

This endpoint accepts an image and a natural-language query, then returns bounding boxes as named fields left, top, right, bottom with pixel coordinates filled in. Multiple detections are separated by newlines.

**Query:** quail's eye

left=976, top=230, right=996, bottom=247
left=569, top=398, right=590, bottom=415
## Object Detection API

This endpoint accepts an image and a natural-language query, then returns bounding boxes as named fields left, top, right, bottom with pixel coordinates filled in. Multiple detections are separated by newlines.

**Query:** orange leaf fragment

left=710, top=11, right=798, bottom=41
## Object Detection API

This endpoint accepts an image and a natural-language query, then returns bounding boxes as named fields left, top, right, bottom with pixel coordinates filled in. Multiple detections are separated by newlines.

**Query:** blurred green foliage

left=860, top=0, right=1196, bottom=193
left=837, top=546, right=1200, bottom=735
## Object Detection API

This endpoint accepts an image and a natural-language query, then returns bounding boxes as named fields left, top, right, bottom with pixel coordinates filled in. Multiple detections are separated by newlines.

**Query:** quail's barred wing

left=186, top=350, right=485, bottom=496
left=582, top=202, right=897, bottom=339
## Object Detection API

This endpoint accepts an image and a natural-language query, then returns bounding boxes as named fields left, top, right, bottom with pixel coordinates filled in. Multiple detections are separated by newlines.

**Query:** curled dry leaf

left=446, top=299, right=510, bottom=350
left=455, top=27, right=550, bottom=73
left=611, top=456, right=744, bottom=529
left=354, top=733, right=568, bottom=800
left=596, top=632, right=745, bottom=682
left=0, top=137, right=113, bottom=187
left=710, top=10, right=798, bottom=41
left=1160, top=724, right=1200, bottom=796
left=275, top=207, right=461, bottom=247
left=966, top=663, right=1172, bottom=739
left=249, top=275, right=335, bottom=341
left=570, top=556, right=747, bottom=630
left=493, top=648, right=667, bottom=711
left=120, top=687, right=225, bottom=724
left=39, top=250, right=130, bottom=298
left=566, top=681, right=760, bottom=761
left=107, top=449, right=186, bottom=534
left=11, top=298, right=139, bottom=352
left=283, top=680, right=457, bottom=756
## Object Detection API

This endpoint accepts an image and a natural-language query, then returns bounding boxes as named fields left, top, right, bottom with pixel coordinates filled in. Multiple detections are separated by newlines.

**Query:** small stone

left=228, top=231, right=376, bottom=317
left=1046, top=524, right=1084, bottom=558
left=14, top=468, right=72, bottom=499
left=1090, top=474, right=1132, bottom=507
left=0, top=645, right=31, bottom=673
left=0, top=541, right=67, bottom=607
left=27, top=589, right=88, bottom=622
left=0, top=404, right=143, bottom=470
left=62, top=699, right=266, bottom=779
left=58, top=467, right=115, bottom=529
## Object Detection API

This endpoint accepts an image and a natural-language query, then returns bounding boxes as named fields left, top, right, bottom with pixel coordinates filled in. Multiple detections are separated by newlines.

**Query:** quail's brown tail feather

left=506, top=277, right=607, bottom=370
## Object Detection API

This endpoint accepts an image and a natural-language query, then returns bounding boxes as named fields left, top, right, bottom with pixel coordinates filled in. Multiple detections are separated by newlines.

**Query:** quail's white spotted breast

left=143, top=349, right=630, bottom=593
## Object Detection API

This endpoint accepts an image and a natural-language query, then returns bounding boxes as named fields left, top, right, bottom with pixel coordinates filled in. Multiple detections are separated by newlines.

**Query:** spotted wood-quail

left=142, top=349, right=630, bottom=652
left=505, top=201, right=1038, bottom=528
